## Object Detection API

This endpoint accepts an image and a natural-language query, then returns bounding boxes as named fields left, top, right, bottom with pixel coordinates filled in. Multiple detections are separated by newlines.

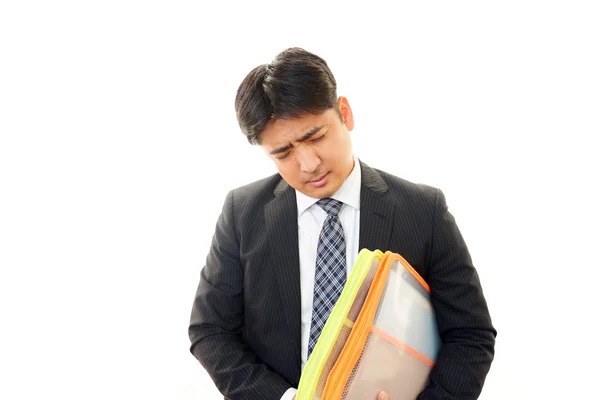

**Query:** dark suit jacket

left=189, top=161, right=496, bottom=400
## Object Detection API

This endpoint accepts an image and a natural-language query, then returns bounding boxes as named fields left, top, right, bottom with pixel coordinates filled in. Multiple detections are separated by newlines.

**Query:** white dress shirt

left=281, top=157, right=361, bottom=400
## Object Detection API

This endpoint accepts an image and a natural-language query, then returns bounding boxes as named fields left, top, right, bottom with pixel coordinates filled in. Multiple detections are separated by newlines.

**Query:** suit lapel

left=264, top=178, right=302, bottom=379
left=359, top=161, right=395, bottom=253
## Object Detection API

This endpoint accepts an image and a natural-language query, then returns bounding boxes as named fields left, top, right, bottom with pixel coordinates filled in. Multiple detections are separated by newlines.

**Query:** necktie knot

left=316, top=198, right=343, bottom=216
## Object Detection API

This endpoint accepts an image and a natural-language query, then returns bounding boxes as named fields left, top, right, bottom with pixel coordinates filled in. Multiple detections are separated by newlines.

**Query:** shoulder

left=381, top=169, right=438, bottom=199
left=223, top=172, right=284, bottom=214
left=362, top=162, right=442, bottom=209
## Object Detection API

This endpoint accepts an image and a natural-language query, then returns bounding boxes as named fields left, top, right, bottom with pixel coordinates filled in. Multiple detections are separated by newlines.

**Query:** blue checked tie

left=307, top=198, right=347, bottom=358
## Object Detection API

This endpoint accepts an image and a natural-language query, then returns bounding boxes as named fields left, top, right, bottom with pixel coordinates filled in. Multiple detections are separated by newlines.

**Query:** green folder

left=296, top=248, right=384, bottom=400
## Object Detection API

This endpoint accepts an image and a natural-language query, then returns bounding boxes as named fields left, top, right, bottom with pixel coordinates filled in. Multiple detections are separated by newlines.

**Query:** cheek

left=276, top=164, right=300, bottom=183
left=327, top=139, right=349, bottom=162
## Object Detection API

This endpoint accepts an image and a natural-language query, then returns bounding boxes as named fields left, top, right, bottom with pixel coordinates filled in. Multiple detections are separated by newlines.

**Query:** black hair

left=234, top=47, right=339, bottom=145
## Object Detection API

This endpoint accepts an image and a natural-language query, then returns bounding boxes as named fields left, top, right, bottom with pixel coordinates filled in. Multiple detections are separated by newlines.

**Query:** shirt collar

left=296, top=155, right=361, bottom=216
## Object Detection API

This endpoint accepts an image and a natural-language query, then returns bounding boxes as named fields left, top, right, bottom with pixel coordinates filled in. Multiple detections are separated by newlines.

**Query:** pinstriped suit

left=189, top=161, right=496, bottom=400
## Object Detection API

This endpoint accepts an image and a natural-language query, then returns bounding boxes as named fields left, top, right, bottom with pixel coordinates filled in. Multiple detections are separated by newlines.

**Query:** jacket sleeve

left=418, top=189, right=497, bottom=400
left=188, top=190, right=293, bottom=400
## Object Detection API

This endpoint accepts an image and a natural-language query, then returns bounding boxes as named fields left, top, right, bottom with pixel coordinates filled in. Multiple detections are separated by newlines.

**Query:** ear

left=337, top=96, right=355, bottom=131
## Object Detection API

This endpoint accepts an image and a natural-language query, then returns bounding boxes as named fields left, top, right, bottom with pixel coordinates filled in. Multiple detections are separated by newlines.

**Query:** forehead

left=260, top=110, right=335, bottom=146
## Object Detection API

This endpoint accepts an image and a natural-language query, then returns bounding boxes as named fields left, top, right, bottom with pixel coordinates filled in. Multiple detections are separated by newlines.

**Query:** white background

left=1, top=1, right=598, bottom=399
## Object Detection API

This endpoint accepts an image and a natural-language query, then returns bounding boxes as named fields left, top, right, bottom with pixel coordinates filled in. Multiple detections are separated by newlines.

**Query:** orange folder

left=322, top=251, right=441, bottom=400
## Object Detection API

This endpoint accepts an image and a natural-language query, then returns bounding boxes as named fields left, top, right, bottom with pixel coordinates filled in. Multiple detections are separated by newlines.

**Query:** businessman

left=189, top=47, right=496, bottom=400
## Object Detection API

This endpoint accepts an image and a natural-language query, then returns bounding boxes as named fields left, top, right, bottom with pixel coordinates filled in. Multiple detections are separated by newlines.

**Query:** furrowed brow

left=268, top=125, right=325, bottom=155
left=297, top=125, right=325, bottom=142
left=270, top=144, right=293, bottom=156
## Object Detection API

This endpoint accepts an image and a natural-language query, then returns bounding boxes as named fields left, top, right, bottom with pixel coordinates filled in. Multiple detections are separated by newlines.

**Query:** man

left=189, top=47, right=496, bottom=400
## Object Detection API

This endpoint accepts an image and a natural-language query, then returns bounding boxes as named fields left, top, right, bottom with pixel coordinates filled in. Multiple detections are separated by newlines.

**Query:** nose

left=296, top=145, right=321, bottom=174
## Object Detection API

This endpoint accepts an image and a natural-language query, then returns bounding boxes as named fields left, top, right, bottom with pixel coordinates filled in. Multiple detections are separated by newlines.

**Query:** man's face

left=260, top=97, right=355, bottom=199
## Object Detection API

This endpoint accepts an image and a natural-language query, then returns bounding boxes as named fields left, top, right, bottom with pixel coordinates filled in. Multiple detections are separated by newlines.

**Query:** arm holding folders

left=415, top=189, right=496, bottom=400
left=320, top=190, right=495, bottom=400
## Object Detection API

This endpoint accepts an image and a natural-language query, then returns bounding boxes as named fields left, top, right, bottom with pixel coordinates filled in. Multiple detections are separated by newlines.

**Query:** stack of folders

left=297, top=249, right=441, bottom=400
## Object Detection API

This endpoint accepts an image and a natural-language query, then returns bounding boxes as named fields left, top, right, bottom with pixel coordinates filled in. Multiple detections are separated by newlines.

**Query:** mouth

left=307, top=172, right=329, bottom=188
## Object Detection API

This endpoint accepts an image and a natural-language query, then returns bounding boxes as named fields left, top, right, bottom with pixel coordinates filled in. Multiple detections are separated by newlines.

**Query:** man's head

left=235, top=47, right=355, bottom=198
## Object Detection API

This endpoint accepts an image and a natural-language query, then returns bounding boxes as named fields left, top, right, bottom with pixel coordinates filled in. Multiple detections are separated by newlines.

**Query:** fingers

left=377, top=391, right=390, bottom=400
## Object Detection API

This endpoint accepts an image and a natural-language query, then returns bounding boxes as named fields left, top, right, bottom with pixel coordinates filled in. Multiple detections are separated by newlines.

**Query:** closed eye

left=276, top=151, right=292, bottom=160
left=310, top=134, right=326, bottom=144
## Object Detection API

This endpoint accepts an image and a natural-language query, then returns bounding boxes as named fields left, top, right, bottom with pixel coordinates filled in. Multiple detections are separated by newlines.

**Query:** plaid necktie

left=307, top=198, right=347, bottom=358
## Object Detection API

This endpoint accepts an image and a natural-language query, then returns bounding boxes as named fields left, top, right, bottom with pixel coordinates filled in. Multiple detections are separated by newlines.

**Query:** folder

left=322, top=251, right=441, bottom=400
left=296, top=249, right=384, bottom=400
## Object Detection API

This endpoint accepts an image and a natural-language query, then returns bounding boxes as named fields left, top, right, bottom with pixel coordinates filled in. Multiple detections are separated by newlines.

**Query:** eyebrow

left=269, top=125, right=325, bottom=155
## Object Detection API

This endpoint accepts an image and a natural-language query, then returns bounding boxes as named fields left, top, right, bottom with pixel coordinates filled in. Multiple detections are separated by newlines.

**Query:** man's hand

left=377, top=391, right=390, bottom=400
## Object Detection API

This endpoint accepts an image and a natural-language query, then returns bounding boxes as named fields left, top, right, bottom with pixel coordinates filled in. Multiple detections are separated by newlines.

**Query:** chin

left=308, top=185, right=336, bottom=199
